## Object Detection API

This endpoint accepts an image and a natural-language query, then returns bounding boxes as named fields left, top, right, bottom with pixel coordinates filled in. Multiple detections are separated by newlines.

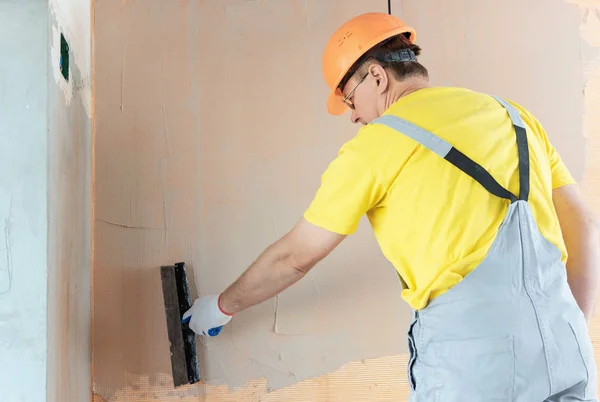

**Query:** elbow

left=275, top=242, right=319, bottom=277
left=289, top=256, right=315, bottom=277
left=581, top=198, right=600, bottom=230
left=270, top=244, right=313, bottom=278
left=567, top=208, right=600, bottom=239
left=587, top=214, right=600, bottom=232
left=581, top=213, right=600, bottom=238
left=287, top=248, right=320, bottom=276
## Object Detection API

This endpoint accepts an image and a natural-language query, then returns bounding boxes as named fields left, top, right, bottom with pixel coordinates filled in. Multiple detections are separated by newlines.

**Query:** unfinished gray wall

left=0, top=1, right=48, bottom=401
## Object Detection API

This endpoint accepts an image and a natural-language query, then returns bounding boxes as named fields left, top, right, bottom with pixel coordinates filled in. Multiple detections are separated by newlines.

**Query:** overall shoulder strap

left=489, top=96, right=530, bottom=202
left=372, top=95, right=530, bottom=203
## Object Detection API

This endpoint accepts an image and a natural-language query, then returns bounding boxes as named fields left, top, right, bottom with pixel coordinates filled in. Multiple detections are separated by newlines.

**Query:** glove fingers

left=207, top=326, right=223, bottom=337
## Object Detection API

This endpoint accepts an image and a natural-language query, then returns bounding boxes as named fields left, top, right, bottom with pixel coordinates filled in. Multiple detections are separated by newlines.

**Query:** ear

left=368, top=64, right=389, bottom=95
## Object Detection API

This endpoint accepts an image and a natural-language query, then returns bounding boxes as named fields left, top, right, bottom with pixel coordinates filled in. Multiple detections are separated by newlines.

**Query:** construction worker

left=184, top=12, right=600, bottom=401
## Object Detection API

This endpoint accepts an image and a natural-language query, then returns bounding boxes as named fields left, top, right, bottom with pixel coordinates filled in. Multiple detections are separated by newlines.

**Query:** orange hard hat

left=322, top=12, right=416, bottom=115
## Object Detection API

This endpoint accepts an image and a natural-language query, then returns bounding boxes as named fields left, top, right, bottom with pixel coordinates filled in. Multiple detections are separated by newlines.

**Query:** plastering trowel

left=160, top=262, right=200, bottom=387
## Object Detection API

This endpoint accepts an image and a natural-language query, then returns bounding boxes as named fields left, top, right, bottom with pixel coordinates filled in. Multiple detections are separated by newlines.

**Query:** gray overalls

left=372, top=96, right=598, bottom=402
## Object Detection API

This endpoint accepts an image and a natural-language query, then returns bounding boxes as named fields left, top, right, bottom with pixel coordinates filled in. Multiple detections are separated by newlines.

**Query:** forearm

left=565, top=225, right=600, bottom=321
left=553, top=184, right=600, bottom=321
left=218, top=240, right=308, bottom=315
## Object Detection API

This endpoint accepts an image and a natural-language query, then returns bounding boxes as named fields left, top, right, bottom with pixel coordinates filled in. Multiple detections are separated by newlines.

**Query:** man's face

left=341, top=68, right=380, bottom=125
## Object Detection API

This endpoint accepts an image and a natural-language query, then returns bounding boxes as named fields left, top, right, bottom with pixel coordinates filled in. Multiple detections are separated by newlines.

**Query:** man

left=183, top=12, right=600, bottom=401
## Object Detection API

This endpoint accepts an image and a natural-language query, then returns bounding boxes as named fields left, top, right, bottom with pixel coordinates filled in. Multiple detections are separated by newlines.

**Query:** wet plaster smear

left=92, top=0, right=590, bottom=400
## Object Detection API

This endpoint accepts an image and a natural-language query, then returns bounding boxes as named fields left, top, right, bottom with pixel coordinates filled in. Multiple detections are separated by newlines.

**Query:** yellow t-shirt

left=303, top=87, right=575, bottom=310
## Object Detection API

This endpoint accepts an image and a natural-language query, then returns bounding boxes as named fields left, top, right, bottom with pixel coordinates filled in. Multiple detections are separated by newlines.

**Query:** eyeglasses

left=341, top=72, right=369, bottom=110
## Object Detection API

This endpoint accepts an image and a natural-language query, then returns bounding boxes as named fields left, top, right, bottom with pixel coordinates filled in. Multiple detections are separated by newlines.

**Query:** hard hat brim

left=327, top=87, right=348, bottom=115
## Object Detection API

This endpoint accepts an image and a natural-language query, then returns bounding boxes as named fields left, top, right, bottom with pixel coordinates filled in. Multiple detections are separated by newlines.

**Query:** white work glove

left=182, top=294, right=232, bottom=336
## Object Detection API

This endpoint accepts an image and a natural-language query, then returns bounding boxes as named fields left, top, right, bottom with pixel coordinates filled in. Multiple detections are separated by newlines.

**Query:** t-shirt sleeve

left=546, top=139, right=576, bottom=189
left=508, top=99, right=577, bottom=189
left=303, top=143, right=388, bottom=235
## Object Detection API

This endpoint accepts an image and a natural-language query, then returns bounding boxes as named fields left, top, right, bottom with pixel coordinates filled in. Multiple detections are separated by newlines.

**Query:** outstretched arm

left=219, top=218, right=346, bottom=314
left=553, top=183, right=600, bottom=321
left=183, top=218, right=345, bottom=335
left=184, top=131, right=391, bottom=335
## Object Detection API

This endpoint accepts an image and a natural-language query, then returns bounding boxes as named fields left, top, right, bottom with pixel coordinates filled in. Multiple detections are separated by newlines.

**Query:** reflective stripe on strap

left=371, top=95, right=530, bottom=203
left=374, top=115, right=452, bottom=158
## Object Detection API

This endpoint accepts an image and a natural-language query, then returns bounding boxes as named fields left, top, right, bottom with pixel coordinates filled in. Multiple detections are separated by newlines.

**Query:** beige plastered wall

left=91, top=0, right=600, bottom=401
left=47, top=0, right=93, bottom=401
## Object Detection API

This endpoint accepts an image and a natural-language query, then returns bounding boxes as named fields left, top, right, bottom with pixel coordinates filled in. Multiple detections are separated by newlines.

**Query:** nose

left=350, top=109, right=361, bottom=124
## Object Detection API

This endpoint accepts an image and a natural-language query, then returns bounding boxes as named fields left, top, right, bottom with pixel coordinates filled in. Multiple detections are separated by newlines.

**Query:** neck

left=382, top=76, right=430, bottom=112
